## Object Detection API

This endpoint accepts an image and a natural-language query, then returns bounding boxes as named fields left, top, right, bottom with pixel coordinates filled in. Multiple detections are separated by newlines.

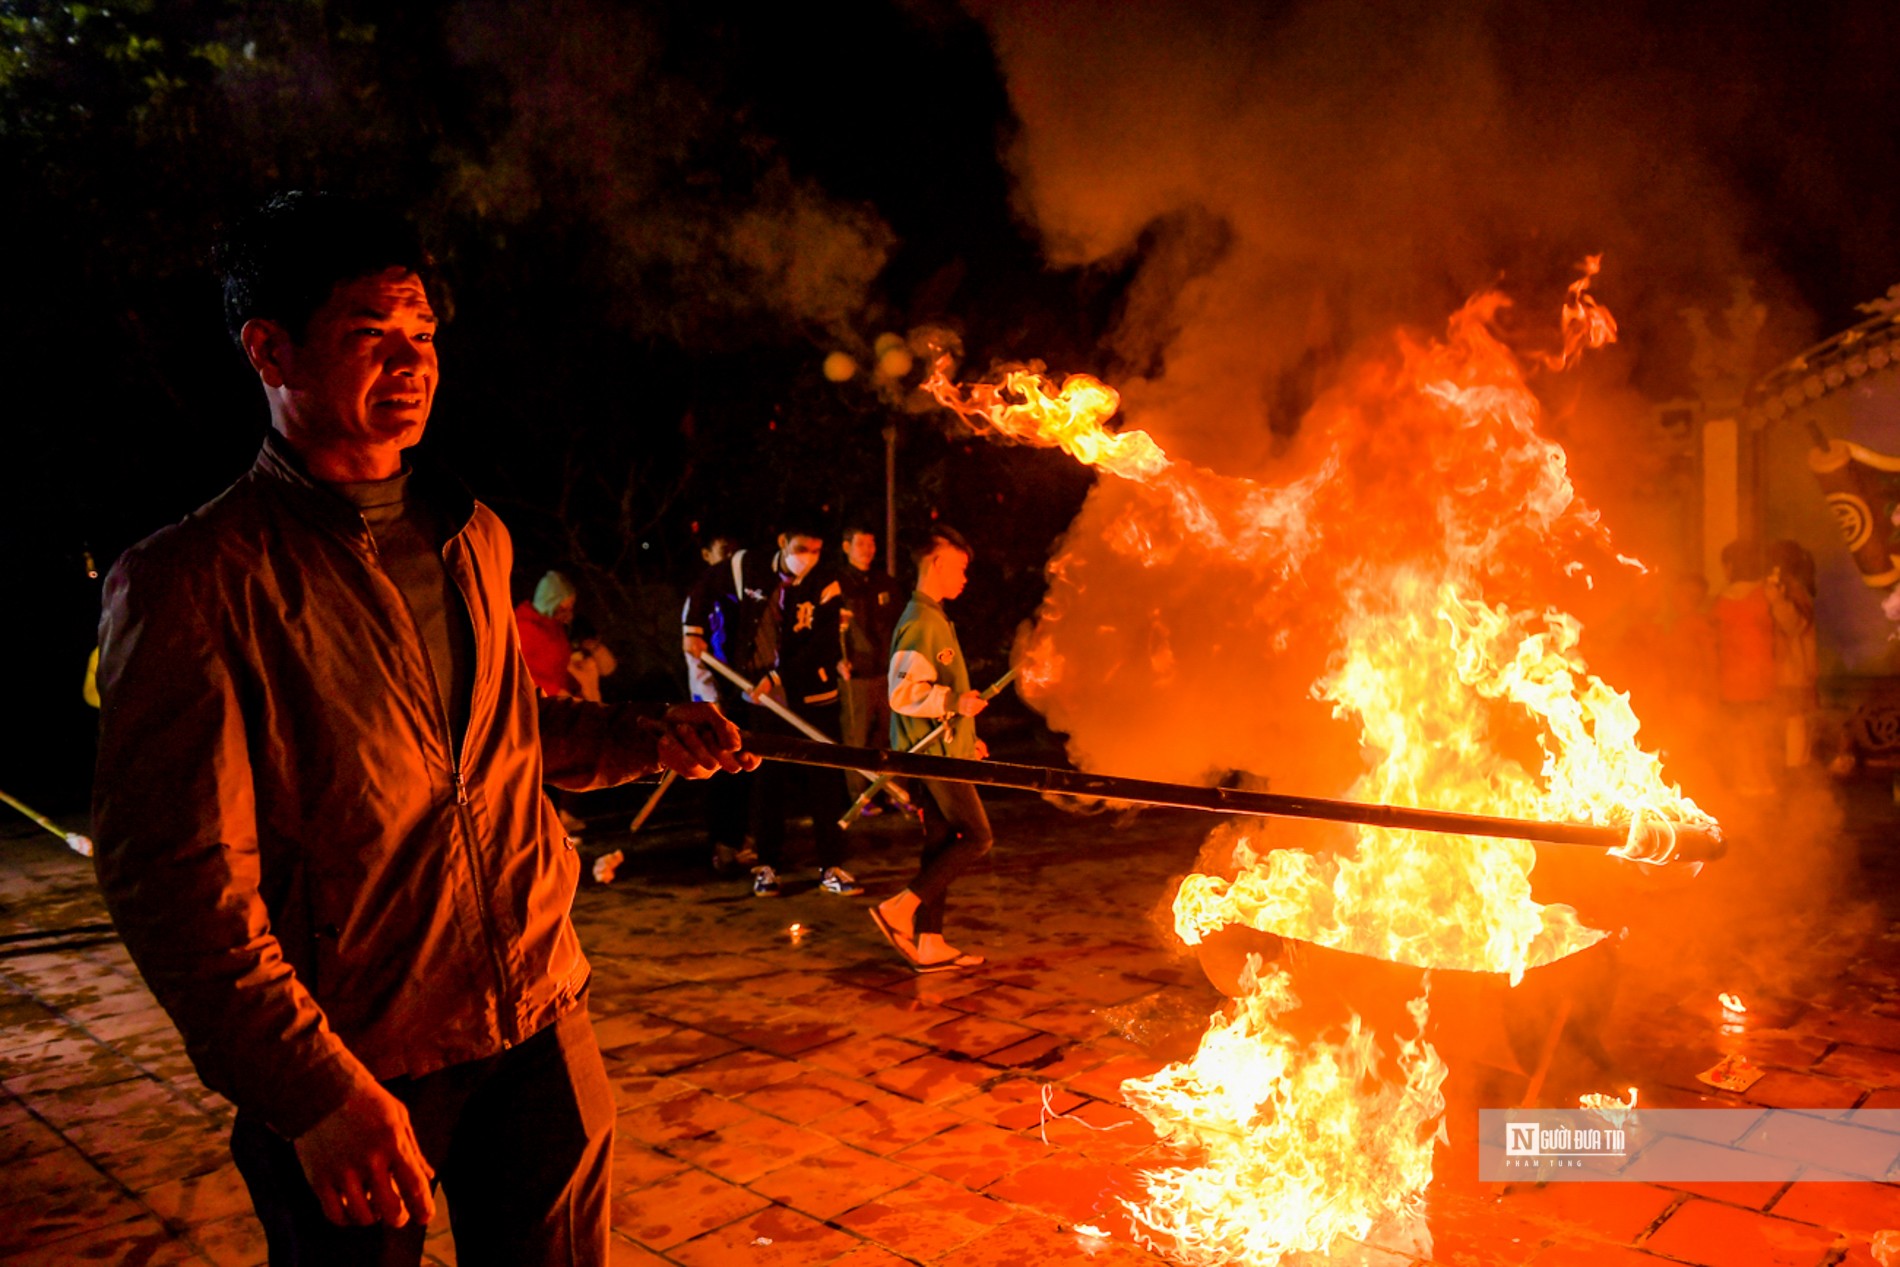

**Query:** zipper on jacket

left=356, top=513, right=514, bottom=1040
left=435, top=540, right=515, bottom=1041
left=434, top=541, right=514, bottom=1038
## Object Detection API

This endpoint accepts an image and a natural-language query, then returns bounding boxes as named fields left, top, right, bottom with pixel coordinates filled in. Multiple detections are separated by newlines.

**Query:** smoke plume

left=973, top=1, right=1837, bottom=464
left=957, top=0, right=1873, bottom=994
left=449, top=1, right=893, bottom=342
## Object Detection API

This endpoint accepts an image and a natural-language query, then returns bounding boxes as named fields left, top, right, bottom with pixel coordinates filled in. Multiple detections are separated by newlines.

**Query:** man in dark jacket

left=833, top=523, right=902, bottom=808
left=92, top=192, right=752, bottom=1267
left=742, top=516, right=858, bottom=897
left=680, top=535, right=778, bottom=874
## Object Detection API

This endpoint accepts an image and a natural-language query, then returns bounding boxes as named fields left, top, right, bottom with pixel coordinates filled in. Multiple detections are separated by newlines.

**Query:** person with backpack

left=681, top=537, right=777, bottom=875
left=740, top=516, right=859, bottom=898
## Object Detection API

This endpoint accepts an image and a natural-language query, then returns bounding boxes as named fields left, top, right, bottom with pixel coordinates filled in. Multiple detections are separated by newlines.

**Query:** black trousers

left=910, top=778, right=994, bottom=935
left=750, top=705, right=849, bottom=872
left=231, top=1006, right=614, bottom=1267
left=704, top=694, right=758, bottom=852
left=705, top=766, right=756, bottom=851
left=838, top=679, right=894, bottom=799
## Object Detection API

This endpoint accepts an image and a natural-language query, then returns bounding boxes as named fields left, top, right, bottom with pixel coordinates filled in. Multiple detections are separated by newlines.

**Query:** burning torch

left=745, top=734, right=1725, bottom=864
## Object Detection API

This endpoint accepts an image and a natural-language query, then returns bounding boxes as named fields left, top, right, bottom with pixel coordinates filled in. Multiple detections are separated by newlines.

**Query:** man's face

left=255, top=267, right=438, bottom=459
left=844, top=532, right=876, bottom=572
left=779, top=534, right=823, bottom=578
left=552, top=597, right=577, bottom=628
left=925, top=545, right=970, bottom=599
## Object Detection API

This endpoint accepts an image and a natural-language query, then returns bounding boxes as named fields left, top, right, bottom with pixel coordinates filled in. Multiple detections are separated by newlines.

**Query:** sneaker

left=751, top=865, right=782, bottom=897
left=820, top=867, right=864, bottom=897
left=591, top=849, right=624, bottom=885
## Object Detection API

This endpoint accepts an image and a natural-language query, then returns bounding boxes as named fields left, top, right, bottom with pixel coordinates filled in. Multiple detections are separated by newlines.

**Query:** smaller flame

left=1579, top=1086, right=1639, bottom=1130
left=920, top=356, right=1174, bottom=482
left=1719, top=991, right=1746, bottom=1014
left=1540, top=254, right=1619, bottom=370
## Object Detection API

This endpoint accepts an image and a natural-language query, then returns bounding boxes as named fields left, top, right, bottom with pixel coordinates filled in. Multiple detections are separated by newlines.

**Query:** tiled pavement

left=5, top=780, right=1900, bottom=1266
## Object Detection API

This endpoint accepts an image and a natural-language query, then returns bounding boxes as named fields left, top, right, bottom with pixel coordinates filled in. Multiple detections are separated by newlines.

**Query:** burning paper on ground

left=1697, top=1053, right=1765, bottom=1094
left=1580, top=1086, right=1640, bottom=1131
left=1071, top=1223, right=1112, bottom=1256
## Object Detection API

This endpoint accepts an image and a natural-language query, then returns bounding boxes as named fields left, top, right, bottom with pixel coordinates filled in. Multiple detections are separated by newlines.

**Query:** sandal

left=913, top=951, right=986, bottom=974
left=869, top=905, right=919, bottom=962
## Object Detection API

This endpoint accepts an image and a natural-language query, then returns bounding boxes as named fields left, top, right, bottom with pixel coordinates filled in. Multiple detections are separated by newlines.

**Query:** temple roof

left=1746, top=288, right=1900, bottom=430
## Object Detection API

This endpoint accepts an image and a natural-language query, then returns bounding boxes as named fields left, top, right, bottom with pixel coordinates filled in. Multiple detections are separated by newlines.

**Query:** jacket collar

left=910, top=590, right=944, bottom=613
left=253, top=430, right=477, bottom=541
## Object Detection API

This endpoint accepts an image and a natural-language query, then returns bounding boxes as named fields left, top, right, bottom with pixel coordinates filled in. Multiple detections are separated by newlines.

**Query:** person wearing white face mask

left=742, top=514, right=860, bottom=898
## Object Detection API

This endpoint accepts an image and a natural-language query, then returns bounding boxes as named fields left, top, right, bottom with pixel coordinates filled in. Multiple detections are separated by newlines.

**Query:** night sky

left=5, top=0, right=1899, bottom=809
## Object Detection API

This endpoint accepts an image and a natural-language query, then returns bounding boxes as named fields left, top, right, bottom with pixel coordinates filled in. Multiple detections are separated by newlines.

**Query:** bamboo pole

left=837, top=666, right=1019, bottom=829
left=698, top=654, right=910, bottom=802
left=741, top=733, right=1725, bottom=863
left=626, top=770, right=678, bottom=837
left=0, top=790, right=93, bottom=857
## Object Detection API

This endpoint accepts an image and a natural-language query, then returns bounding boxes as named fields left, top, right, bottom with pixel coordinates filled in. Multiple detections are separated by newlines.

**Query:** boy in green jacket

left=870, top=526, right=993, bottom=971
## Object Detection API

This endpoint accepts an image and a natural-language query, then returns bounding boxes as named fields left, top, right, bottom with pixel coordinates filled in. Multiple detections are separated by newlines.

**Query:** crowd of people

left=508, top=515, right=1004, bottom=978
left=674, top=518, right=997, bottom=972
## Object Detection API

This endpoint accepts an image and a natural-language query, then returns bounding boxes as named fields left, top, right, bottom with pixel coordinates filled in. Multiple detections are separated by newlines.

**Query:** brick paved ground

left=4, top=775, right=1900, bottom=1266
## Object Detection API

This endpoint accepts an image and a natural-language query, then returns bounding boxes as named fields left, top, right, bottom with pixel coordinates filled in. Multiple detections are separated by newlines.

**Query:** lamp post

left=883, top=422, right=898, bottom=578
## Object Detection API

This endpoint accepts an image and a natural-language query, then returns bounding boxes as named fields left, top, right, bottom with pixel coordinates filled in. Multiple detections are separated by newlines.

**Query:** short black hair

left=912, top=524, right=972, bottom=569
left=777, top=507, right=829, bottom=542
left=213, top=191, right=439, bottom=349
left=1721, top=538, right=1765, bottom=583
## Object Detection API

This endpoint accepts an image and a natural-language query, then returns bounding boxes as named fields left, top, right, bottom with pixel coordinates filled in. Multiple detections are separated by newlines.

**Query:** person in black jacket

left=834, top=523, right=903, bottom=810
left=681, top=533, right=775, bottom=874
left=742, top=515, right=860, bottom=898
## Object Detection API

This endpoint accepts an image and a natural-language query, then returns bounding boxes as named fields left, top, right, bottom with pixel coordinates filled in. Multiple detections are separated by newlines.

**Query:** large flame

left=922, top=260, right=1716, bottom=1265
left=1120, top=961, right=1446, bottom=1266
